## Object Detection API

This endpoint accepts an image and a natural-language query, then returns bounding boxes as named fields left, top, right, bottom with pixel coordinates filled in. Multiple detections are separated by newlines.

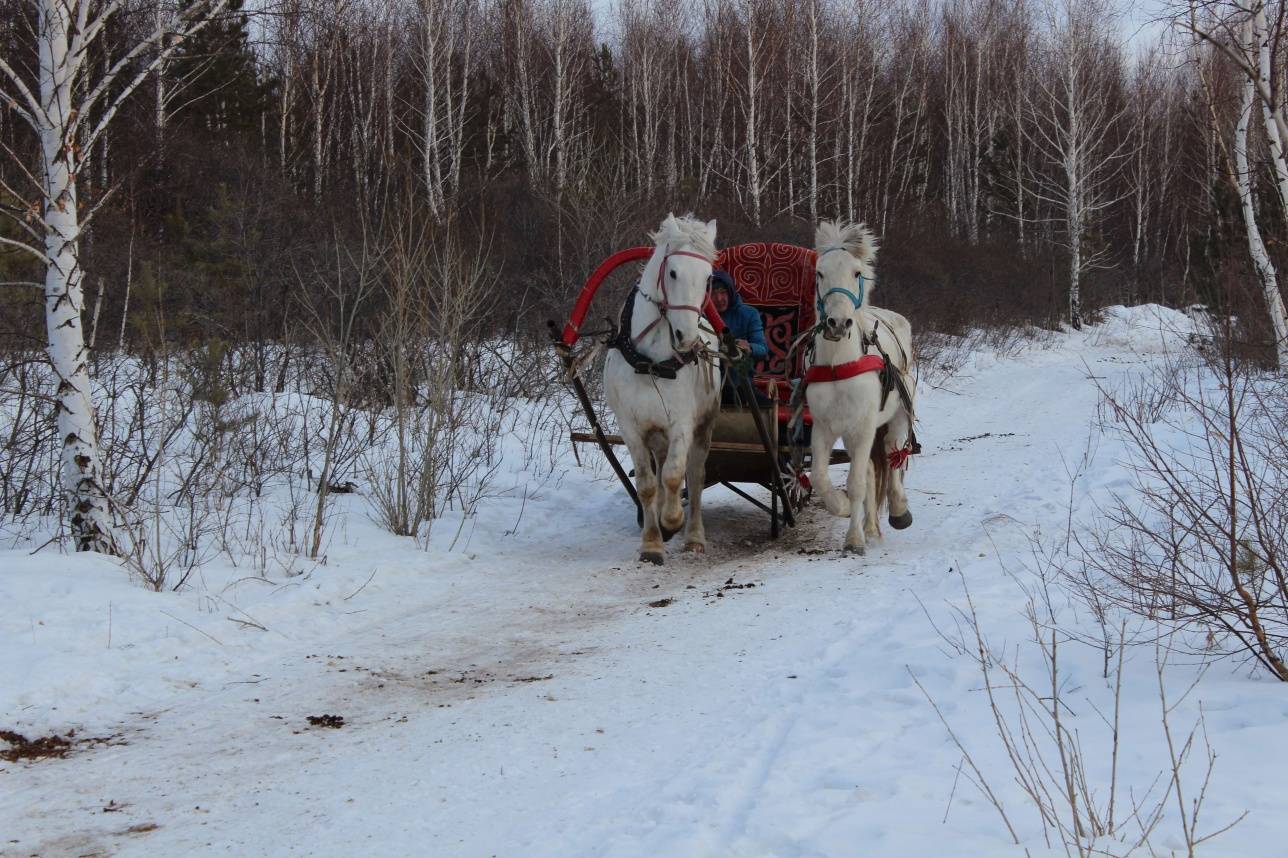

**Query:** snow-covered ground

left=2, top=306, right=1283, bottom=857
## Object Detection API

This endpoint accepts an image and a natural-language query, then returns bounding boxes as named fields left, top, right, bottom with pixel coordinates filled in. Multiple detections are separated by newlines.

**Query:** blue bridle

left=815, top=245, right=870, bottom=317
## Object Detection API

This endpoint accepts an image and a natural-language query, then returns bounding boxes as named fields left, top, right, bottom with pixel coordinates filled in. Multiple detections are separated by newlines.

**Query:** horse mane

left=650, top=213, right=717, bottom=262
left=815, top=220, right=878, bottom=270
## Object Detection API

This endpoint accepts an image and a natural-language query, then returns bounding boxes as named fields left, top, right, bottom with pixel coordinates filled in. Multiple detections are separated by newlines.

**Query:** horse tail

left=870, top=425, right=891, bottom=518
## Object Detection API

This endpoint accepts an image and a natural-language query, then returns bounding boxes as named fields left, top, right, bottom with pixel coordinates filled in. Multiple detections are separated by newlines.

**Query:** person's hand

left=736, top=338, right=750, bottom=352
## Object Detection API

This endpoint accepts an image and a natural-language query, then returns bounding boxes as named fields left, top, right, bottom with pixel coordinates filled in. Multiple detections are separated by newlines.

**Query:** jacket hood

left=711, top=270, right=743, bottom=310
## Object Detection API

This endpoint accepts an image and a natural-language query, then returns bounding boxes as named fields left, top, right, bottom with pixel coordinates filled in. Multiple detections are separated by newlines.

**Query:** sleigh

left=551, top=243, right=850, bottom=538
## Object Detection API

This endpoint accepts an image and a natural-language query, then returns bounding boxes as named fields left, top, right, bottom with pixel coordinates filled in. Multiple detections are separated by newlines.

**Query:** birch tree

left=1025, top=0, right=1131, bottom=329
left=1182, top=0, right=1288, bottom=368
left=543, top=0, right=591, bottom=199
left=797, top=0, right=838, bottom=224
left=730, top=0, right=779, bottom=226
left=0, top=0, right=227, bottom=552
left=619, top=0, right=679, bottom=195
left=1234, top=57, right=1288, bottom=369
left=416, top=0, right=478, bottom=218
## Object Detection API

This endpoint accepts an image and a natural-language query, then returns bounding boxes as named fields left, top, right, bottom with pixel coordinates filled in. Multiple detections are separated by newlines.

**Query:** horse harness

left=791, top=318, right=921, bottom=468
left=607, top=289, right=702, bottom=380
left=606, top=247, right=713, bottom=380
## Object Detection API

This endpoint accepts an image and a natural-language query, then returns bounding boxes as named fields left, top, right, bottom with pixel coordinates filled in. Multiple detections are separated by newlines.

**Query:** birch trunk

left=1066, top=49, right=1083, bottom=330
left=154, top=0, right=171, bottom=149
left=1251, top=4, right=1288, bottom=216
left=38, top=0, right=114, bottom=552
left=423, top=0, right=445, bottom=216
left=805, top=0, right=820, bottom=224
left=1238, top=33, right=1288, bottom=370
left=743, top=19, right=762, bottom=226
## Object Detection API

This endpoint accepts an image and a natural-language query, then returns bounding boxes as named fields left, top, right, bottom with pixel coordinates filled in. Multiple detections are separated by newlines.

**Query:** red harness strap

left=803, top=354, right=885, bottom=384
left=801, top=353, right=914, bottom=471
left=888, top=445, right=912, bottom=470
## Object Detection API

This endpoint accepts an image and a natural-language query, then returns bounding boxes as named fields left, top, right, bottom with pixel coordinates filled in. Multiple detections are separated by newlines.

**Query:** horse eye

left=669, top=270, right=677, bottom=280
left=854, top=272, right=862, bottom=279
left=815, top=271, right=822, bottom=280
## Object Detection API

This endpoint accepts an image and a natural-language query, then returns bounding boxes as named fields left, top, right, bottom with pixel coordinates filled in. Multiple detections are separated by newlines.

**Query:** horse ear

left=705, top=219, right=717, bottom=243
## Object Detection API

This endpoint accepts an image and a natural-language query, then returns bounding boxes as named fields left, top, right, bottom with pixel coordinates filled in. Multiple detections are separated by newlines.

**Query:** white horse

left=604, top=214, right=721, bottom=565
left=804, top=220, right=917, bottom=555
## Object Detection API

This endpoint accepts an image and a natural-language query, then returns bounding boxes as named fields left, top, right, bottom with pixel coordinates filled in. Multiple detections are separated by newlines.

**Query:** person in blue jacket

left=711, top=270, right=767, bottom=361
left=711, top=270, right=769, bottom=404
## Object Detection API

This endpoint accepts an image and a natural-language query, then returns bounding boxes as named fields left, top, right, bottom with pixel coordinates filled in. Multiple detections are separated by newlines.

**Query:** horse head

left=643, top=213, right=718, bottom=353
left=813, top=220, right=878, bottom=342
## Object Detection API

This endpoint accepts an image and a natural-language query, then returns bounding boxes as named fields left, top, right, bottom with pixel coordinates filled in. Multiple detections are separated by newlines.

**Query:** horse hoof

left=842, top=544, right=866, bottom=557
left=684, top=541, right=706, bottom=554
left=639, top=550, right=664, bottom=565
left=888, top=510, right=913, bottom=530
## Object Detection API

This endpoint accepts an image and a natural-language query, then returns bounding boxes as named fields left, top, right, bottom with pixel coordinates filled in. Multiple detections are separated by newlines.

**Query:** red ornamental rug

left=714, top=243, right=818, bottom=379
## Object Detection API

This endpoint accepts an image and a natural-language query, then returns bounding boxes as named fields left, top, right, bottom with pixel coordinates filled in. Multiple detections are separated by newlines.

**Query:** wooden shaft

left=549, top=324, right=641, bottom=517
left=740, top=372, right=796, bottom=530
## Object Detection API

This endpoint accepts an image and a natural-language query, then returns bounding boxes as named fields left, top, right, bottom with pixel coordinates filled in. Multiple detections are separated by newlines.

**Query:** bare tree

left=1023, top=0, right=1132, bottom=329
left=1181, top=1, right=1288, bottom=368
left=1233, top=38, right=1288, bottom=369
left=0, top=0, right=228, bottom=552
left=415, top=0, right=478, bottom=218
left=728, top=0, right=782, bottom=226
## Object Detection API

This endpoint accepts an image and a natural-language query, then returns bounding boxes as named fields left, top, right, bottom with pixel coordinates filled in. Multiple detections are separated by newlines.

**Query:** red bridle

left=632, top=247, right=714, bottom=345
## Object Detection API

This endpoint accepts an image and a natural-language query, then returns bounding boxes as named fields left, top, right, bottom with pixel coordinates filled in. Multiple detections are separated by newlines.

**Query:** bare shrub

left=916, top=562, right=1244, bottom=856
left=1078, top=347, right=1288, bottom=681
left=105, top=344, right=247, bottom=590
left=0, top=354, right=60, bottom=531
left=362, top=213, right=510, bottom=543
left=914, top=324, right=1055, bottom=390
left=293, top=233, right=383, bottom=559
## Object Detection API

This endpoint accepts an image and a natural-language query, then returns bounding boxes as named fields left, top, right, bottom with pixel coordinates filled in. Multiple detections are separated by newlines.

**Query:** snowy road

left=3, top=308, right=1282, bottom=857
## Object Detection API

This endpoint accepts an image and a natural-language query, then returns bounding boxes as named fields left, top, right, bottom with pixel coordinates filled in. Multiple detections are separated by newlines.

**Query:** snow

left=1086, top=303, right=1200, bottom=353
left=1, top=305, right=1281, bottom=857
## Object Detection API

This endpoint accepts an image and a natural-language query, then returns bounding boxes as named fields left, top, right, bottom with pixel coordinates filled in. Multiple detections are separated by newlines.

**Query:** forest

left=1, top=0, right=1287, bottom=551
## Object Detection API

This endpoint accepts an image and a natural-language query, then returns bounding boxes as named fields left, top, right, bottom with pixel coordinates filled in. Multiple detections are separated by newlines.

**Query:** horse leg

left=864, top=457, right=882, bottom=540
left=645, top=431, right=683, bottom=542
left=884, top=409, right=913, bottom=530
left=811, top=424, right=849, bottom=517
left=841, top=423, right=878, bottom=555
left=683, top=413, right=715, bottom=553
left=624, top=430, right=665, bottom=564
left=658, top=430, right=691, bottom=538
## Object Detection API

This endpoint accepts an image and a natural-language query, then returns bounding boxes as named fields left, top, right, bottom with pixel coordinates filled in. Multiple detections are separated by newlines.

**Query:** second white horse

left=804, top=220, right=917, bottom=555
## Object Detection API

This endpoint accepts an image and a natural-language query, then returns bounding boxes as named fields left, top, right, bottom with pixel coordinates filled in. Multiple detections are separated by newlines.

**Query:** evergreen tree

left=170, top=0, right=274, bottom=144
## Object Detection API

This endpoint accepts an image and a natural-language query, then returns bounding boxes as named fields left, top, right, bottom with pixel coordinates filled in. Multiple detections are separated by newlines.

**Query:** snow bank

left=1085, top=303, right=1200, bottom=353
